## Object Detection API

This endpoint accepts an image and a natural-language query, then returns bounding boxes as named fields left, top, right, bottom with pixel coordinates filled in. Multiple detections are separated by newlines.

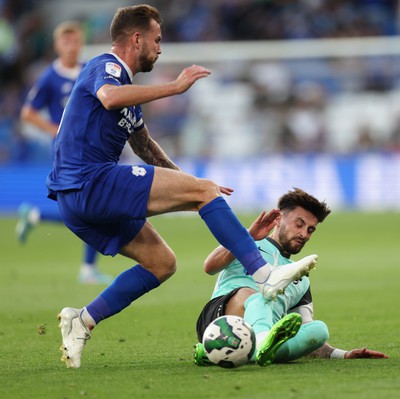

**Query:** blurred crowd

left=157, top=0, right=398, bottom=42
left=1, top=0, right=400, bottom=163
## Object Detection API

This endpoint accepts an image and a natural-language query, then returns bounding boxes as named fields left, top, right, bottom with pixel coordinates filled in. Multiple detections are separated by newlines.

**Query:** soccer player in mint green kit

left=17, top=21, right=111, bottom=285
left=47, top=5, right=318, bottom=369
left=194, top=188, right=388, bottom=366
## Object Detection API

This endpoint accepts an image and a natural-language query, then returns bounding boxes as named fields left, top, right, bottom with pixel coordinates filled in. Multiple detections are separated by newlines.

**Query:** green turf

left=1, top=212, right=399, bottom=399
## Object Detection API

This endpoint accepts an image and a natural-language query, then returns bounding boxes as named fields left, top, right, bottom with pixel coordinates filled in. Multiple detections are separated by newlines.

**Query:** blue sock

left=199, top=197, right=266, bottom=275
left=84, top=244, right=98, bottom=265
left=85, top=265, right=160, bottom=324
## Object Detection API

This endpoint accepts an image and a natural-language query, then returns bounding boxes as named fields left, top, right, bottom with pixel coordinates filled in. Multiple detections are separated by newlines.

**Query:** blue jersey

left=25, top=59, right=84, bottom=124
left=47, top=53, right=145, bottom=196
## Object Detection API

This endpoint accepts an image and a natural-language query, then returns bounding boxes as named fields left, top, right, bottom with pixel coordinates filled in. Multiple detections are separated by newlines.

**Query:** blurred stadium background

left=1, top=0, right=400, bottom=213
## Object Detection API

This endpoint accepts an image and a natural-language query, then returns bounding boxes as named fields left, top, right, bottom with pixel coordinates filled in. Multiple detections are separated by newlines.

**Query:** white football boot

left=254, top=254, right=318, bottom=301
left=58, top=307, right=91, bottom=368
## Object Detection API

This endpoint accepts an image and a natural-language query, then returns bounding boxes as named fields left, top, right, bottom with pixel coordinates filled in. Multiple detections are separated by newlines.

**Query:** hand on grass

left=344, top=348, right=389, bottom=359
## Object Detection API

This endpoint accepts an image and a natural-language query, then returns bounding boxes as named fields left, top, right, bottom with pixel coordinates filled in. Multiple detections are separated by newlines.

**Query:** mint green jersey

left=211, top=238, right=312, bottom=318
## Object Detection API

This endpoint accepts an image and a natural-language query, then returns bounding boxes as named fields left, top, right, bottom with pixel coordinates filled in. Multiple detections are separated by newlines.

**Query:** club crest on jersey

left=131, top=166, right=147, bottom=177
left=105, top=62, right=121, bottom=78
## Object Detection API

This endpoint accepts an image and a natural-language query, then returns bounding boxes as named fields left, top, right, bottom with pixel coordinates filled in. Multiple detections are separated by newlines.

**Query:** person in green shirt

left=194, top=188, right=388, bottom=366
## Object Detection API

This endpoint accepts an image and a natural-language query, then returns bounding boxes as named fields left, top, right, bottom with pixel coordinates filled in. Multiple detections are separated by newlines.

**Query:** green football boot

left=193, top=343, right=214, bottom=367
left=256, top=313, right=302, bottom=367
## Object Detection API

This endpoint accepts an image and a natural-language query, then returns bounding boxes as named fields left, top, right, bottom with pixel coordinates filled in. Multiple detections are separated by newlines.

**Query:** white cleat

left=58, top=307, right=91, bottom=368
left=256, top=254, right=318, bottom=301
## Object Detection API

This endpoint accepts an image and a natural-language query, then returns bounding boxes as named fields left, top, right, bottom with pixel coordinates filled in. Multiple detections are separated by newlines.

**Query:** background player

left=194, top=188, right=388, bottom=366
left=16, top=21, right=111, bottom=285
left=49, top=5, right=318, bottom=369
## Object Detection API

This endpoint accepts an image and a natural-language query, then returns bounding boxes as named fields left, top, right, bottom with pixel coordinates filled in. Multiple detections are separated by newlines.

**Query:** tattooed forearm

left=308, top=343, right=335, bottom=359
left=147, top=140, right=180, bottom=169
left=128, top=129, right=180, bottom=170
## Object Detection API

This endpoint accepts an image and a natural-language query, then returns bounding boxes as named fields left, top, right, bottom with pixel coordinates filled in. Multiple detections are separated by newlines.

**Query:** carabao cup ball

left=202, top=315, right=256, bottom=368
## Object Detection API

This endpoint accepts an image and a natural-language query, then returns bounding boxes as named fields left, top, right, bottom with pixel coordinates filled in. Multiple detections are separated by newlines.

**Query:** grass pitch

left=0, top=212, right=399, bottom=399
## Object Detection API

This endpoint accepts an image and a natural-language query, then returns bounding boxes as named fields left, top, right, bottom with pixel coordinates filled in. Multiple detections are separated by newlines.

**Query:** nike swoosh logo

left=258, top=246, right=268, bottom=254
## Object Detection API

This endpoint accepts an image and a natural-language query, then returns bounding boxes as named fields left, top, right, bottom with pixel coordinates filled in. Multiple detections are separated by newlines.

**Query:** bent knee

left=154, top=251, right=177, bottom=282
left=239, top=287, right=258, bottom=302
left=196, top=179, right=221, bottom=207
left=305, top=320, right=329, bottom=348
left=225, top=287, right=257, bottom=317
left=313, top=320, right=329, bottom=343
left=162, top=256, right=177, bottom=280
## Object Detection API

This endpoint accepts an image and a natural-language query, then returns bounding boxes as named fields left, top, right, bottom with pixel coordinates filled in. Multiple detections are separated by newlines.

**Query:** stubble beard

left=279, top=234, right=305, bottom=255
left=138, top=52, right=156, bottom=73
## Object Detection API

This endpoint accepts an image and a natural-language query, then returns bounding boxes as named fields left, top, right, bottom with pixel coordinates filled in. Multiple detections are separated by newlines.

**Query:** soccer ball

left=202, top=315, right=256, bottom=368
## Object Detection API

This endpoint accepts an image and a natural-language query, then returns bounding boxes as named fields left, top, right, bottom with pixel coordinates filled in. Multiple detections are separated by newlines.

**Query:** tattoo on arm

left=308, top=343, right=335, bottom=359
left=128, top=128, right=180, bottom=170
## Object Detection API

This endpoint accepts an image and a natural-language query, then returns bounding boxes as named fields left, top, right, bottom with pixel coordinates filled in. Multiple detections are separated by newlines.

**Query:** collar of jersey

left=266, top=237, right=291, bottom=259
left=108, top=52, right=133, bottom=83
left=53, top=59, right=83, bottom=80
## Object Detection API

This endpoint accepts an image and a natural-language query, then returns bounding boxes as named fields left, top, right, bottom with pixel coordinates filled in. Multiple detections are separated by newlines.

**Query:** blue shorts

left=57, top=164, right=154, bottom=256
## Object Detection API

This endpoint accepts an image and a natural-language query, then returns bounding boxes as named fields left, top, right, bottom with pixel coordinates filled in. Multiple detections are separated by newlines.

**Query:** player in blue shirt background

left=16, top=21, right=112, bottom=285
left=49, top=5, right=318, bottom=369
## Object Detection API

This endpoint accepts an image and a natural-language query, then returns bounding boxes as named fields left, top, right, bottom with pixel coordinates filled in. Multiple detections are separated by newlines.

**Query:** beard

left=283, top=240, right=305, bottom=255
left=278, top=231, right=306, bottom=255
left=138, top=45, right=156, bottom=72
left=138, top=55, right=155, bottom=72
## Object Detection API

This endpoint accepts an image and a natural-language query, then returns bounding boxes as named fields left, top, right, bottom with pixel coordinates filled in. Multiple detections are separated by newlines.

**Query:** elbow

left=100, top=94, right=118, bottom=110
left=203, top=260, right=212, bottom=275
left=97, top=86, right=121, bottom=110
left=203, top=259, right=216, bottom=275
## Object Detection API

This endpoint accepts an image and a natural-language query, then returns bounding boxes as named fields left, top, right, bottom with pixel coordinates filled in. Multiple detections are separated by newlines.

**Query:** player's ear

left=132, top=31, right=141, bottom=47
left=275, top=213, right=282, bottom=226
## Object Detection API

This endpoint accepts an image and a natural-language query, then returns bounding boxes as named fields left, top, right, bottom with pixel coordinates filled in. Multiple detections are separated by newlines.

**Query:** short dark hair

left=277, top=187, right=331, bottom=223
left=110, top=4, right=163, bottom=43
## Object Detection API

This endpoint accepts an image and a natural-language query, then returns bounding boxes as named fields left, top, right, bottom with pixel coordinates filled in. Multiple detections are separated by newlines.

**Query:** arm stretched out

left=309, top=342, right=389, bottom=359
left=97, top=65, right=211, bottom=110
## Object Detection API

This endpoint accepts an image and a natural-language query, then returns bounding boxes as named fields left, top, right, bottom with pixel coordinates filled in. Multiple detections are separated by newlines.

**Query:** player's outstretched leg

left=193, top=343, right=215, bottom=366
left=58, top=307, right=91, bottom=368
left=254, top=254, right=318, bottom=301
left=256, top=313, right=302, bottom=367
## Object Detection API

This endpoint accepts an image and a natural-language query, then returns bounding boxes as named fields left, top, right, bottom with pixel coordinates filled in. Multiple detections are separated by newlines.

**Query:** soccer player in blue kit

left=17, top=21, right=111, bottom=285
left=48, top=5, right=318, bottom=368
left=194, top=188, right=388, bottom=366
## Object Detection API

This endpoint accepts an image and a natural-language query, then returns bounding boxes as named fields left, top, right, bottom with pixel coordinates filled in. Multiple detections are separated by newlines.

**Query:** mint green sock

left=275, top=320, right=329, bottom=362
left=244, top=293, right=274, bottom=361
left=244, top=293, right=274, bottom=334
